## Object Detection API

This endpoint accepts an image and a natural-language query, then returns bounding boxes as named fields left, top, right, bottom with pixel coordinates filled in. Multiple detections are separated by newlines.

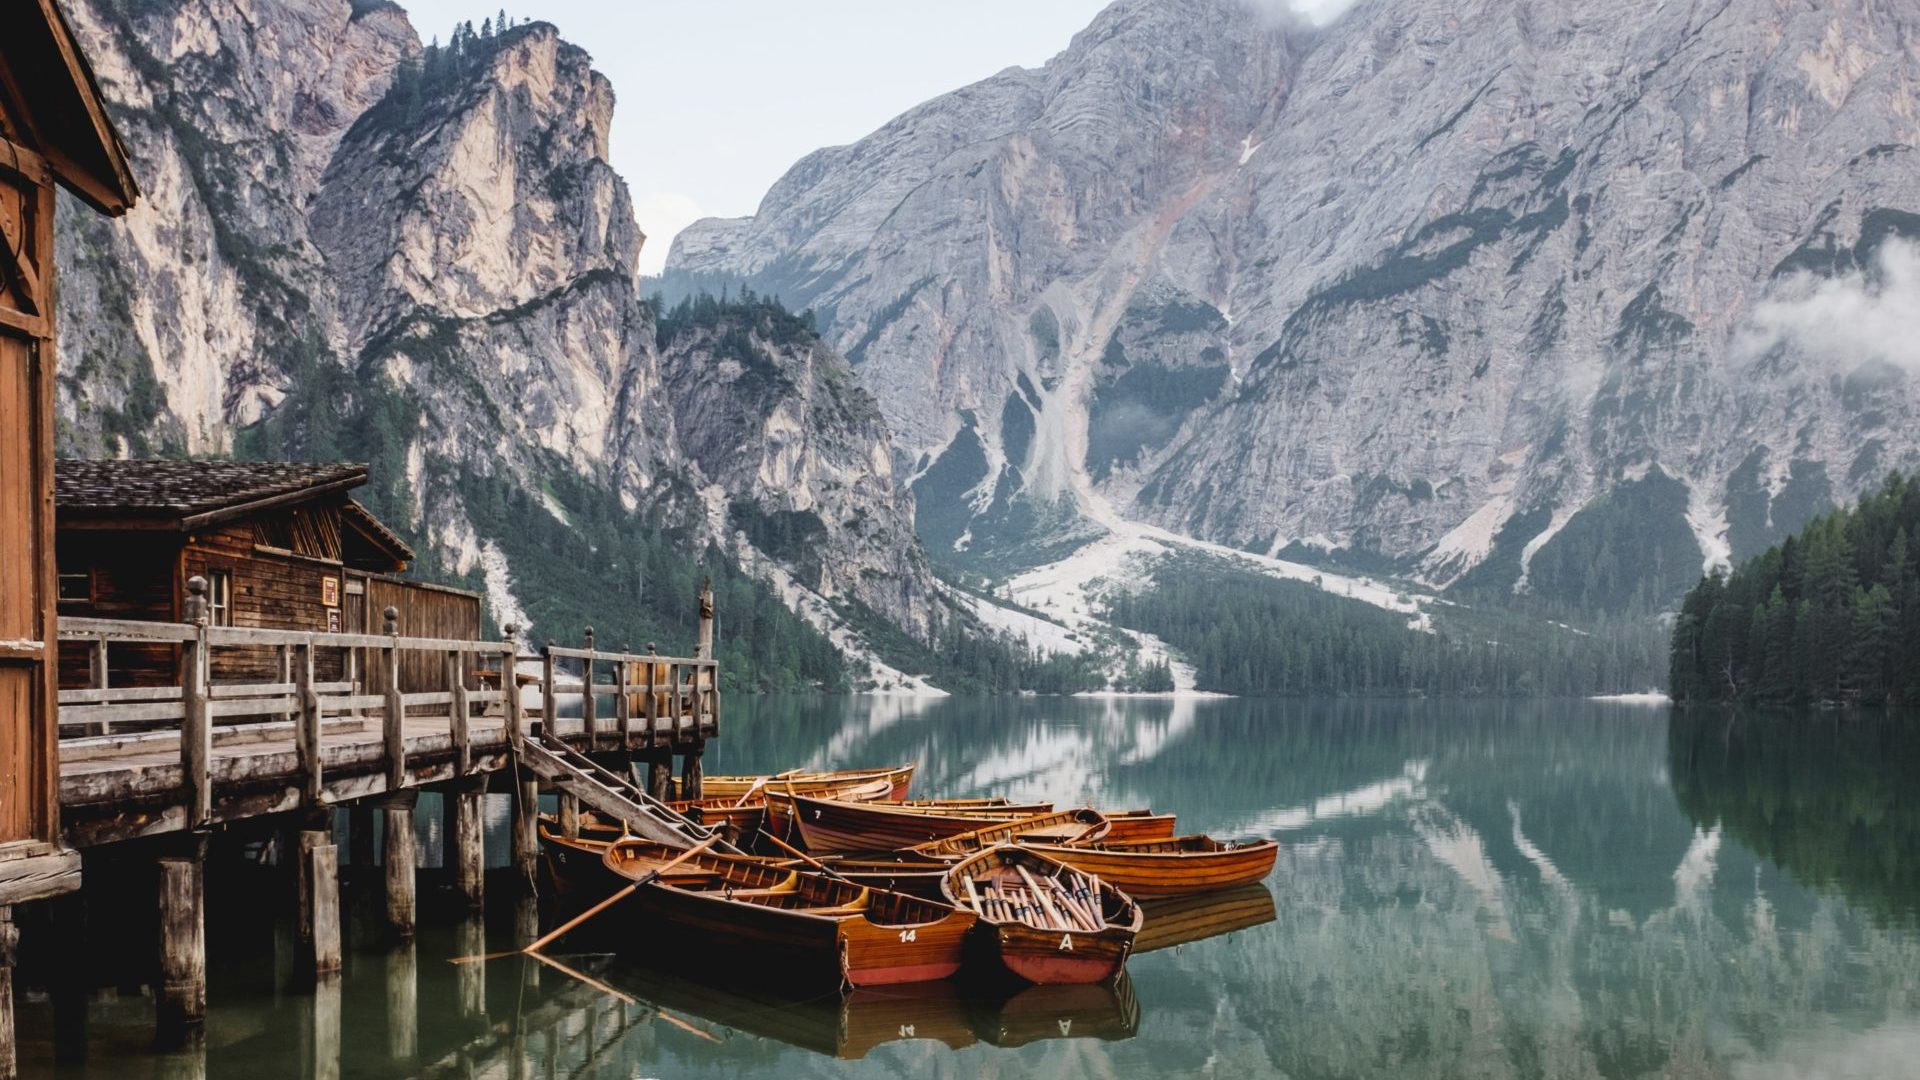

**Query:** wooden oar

left=961, top=874, right=983, bottom=914
left=731, top=776, right=769, bottom=808
left=454, top=836, right=719, bottom=964
left=1016, top=863, right=1068, bottom=931
left=758, top=827, right=857, bottom=884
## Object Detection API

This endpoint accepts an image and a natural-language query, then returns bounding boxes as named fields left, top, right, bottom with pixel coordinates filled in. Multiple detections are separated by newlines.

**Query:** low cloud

left=1735, top=237, right=1920, bottom=374
left=1242, top=0, right=1363, bottom=27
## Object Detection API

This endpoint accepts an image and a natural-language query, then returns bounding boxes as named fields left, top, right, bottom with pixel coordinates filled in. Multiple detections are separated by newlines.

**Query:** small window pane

left=57, top=573, right=91, bottom=602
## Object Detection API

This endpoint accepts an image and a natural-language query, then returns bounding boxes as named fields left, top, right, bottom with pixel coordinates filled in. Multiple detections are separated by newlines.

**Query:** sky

left=397, top=1, right=1355, bottom=274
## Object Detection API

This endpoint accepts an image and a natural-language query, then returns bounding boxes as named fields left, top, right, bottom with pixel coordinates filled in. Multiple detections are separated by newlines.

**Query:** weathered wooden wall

left=351, top=574, right=483, bottom=693
left=0, top=123, right=60, bottom=849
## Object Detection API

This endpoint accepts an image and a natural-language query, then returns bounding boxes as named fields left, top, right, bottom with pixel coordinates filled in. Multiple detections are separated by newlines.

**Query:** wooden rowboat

left=942, top=846, right=1142, bottom=985
left=1018, top=835, right=1279, bottom=898
left=692, top=764, right=917, bottom=803
left=603, top=838, right=976, bottom=987
left=1099, top=811, right=1179, bottom=842
left=768, top=791, right=1053, bottom=853
left=538, top=820, right=630, bottom=900
left=906, top=809, right=1111, bottom=858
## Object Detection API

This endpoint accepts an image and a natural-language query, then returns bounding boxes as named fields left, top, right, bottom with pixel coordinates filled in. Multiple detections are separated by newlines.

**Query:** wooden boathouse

left=0, top=7, right=726, bottom=1072
left=0, top=1, right=140, bottom=1074
left=53, top=459, right=483, bottom=688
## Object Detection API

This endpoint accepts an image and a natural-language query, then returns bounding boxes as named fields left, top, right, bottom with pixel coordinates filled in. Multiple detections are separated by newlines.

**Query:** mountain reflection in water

left=18, top=696, right=1920, bottom=1079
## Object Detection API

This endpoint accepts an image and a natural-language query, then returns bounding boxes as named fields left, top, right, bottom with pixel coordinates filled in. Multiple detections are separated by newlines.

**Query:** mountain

left=51, top=0, right=936, bottom=686
left=665, top=0, right=1920, bottom=616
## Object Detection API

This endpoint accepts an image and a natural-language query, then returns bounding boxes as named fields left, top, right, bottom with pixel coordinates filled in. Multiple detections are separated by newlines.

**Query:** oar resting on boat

left=602, top=836, right=977, bottom=988
left=942, top=845, right=1142, bottom=986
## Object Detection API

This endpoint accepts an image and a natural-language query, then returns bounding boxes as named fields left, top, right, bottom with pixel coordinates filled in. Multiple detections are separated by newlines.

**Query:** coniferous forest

left=1669, top=472, right=1920, bottom=705
left=1106, top=563, right=1667, bottom=697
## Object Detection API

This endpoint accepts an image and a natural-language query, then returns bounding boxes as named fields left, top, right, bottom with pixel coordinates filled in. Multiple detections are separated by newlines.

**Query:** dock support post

left=156, top=844, right=207, bottom=1045
left=298, top=830, right=342, bottom=979
left=512, top=772, right=540, bottom=888
left=681, top=742, right=705, bottom=801
left=382, top=793, right=418, bottom=941
left=450, top=779, right=486, bottom=911
left=645, top=747, right=674, bottom=803
left=557, top=791, right=579, bottom=839
left=385, top=944, right=417, bottom=1063
left=0, top=906, right=15, bottom=1080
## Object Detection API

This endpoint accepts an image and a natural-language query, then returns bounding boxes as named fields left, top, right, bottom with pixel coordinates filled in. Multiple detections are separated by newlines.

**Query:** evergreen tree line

left=368, top=11, right=531, bottom=131
left=1105, top=566, right=1667, bottom=697
left=1670, top=472, right=1920, bottom=705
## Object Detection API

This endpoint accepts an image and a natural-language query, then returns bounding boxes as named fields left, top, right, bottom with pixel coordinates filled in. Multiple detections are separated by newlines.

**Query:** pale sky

left=397, top=1, right=1354, bottom=274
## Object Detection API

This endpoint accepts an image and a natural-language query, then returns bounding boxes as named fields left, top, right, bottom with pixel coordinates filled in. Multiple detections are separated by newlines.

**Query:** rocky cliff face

left=52, top=0, right=934, bottom=665
left=667, top=0, right=1920, bottom=611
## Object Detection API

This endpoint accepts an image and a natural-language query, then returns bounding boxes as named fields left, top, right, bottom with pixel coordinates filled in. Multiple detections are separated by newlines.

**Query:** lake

left=18, top=696, right=1920, bottom=1079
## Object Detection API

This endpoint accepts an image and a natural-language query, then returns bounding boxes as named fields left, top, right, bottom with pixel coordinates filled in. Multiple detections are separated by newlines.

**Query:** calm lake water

left=18, top=696, right=1920, bottom=1079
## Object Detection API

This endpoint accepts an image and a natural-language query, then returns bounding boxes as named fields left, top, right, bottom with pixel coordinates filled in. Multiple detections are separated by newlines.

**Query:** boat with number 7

left=942, top=846, right=1143, bottom=985
left=1017, top=835, right=1280, bottom=898
left=690, top=764, right=917, bottom=803
left=602, top=837, right=976, bottom=987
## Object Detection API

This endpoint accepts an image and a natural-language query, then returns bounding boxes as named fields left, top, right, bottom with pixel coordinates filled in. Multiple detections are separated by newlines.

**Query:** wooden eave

left=0, top=0, right=140, bottom=216
left=57, top=474, right=370, bottom=532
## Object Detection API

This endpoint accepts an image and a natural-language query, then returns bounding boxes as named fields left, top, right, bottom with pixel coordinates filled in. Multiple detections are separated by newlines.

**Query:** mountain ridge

left=665, top=0, right=1920, bottom=616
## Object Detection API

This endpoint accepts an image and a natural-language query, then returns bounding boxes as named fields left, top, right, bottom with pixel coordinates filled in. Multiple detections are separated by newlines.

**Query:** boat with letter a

left=942, top=845, right=1142, bottom=985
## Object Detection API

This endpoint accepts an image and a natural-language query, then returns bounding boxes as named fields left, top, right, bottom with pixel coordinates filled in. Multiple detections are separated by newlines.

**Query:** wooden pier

left=23, top=574, right=722, bottom=1058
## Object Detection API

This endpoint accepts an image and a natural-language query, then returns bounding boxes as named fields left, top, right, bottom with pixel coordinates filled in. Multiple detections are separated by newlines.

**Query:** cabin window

left=57, top=572, right=92, bottom=602
left=208, top=570, right=233, bottom=627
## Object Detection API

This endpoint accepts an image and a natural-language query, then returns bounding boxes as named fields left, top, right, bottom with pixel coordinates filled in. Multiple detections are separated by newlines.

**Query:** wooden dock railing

left=55, top=577, right=719, bottom=830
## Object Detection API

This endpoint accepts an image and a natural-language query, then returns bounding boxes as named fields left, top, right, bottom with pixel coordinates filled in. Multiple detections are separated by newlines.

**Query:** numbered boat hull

left=604, top=838, right=975, bottom=987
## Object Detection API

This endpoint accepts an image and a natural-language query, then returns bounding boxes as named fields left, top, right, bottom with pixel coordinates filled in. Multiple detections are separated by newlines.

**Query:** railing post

left=669, top=662, right=683, bottom=740
left=295, top=637, right=322, bottom=806
left=642, top=644, right=658, bottom=746
left=541, top=642, right=556, bottom=746
left=580, top=626, right=597, bottom=747
left=382, top=607, right=406, bottom=790
left=181, top=576, right=212, bottom=829
left=88, top=634, right=109, bottom=736
left=615, top=644, right=631, bottom=750
left=502, top=625, right=524, bottom=751
left=446, top=649, right=470, bottom=776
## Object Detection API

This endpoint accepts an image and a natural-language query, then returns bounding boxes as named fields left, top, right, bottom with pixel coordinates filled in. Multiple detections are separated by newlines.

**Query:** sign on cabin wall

left=327, top=609, right=341, bottom=633
left=322, top=576, right=339, bottom=607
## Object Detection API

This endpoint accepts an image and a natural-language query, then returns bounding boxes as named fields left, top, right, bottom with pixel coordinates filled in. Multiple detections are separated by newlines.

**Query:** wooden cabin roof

left=0, top=0, right=140, bottom=215
left=56, top=460, right=367, bottom=524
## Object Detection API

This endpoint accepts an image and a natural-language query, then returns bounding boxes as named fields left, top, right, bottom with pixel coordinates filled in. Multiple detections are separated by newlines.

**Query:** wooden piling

left=512, top=773, right=540, bottom=888
left=681, top=743, right=705, bottom=801
left=156, top=850, right=206, bottom=1042
left=300, top=831, right=342, bottom=978
left=450, top=780, right=486, bottom=911
left=645, top=748, right=674, bottom=803
left=382, top=793, right=419, bottom=940
left=0, top=906, right=15, bottom=1080
left=557, top=791, right=579, bottom=840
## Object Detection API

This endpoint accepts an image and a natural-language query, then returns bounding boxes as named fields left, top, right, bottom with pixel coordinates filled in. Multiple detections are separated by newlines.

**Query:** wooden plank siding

left=182, top=520, right=348, bottom=684
left=0, top=123, right=61, bottom=850
left=352, top=574, right=483, bottom=695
